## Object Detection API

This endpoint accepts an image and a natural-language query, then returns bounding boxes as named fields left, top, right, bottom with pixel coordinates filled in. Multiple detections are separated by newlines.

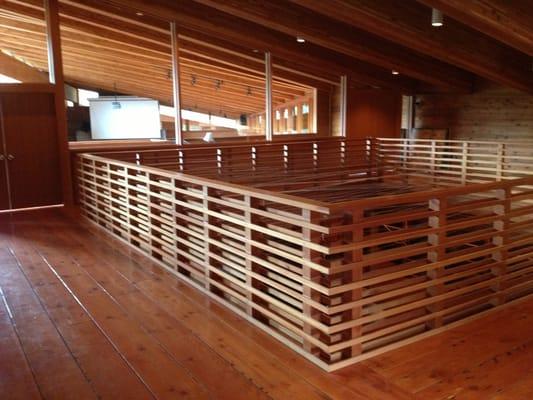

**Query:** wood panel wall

left=346, top=89, right=402, bottom=139
left=330, top=85, right=341, bottom=136
left=316, top=88, right=332, bottom=136
left=415, top=83, right=533, bottom=140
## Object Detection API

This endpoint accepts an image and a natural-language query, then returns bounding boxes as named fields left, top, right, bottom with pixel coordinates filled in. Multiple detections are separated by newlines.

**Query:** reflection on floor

left=1, top=209, right=532, bottom=400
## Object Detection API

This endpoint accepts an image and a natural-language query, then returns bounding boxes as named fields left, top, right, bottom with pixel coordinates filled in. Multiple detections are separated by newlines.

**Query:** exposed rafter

left=188, top=0, right=473, bottom=91
left=102, top=0, right=419, bottom=92
left=0, top=0, right=318, bottom=118
left=417, top=0, right=533, bottom=56
left=290, top=0, right=532, bottom=94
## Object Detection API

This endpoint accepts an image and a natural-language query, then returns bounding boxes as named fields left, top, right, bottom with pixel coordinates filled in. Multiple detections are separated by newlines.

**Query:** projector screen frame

left=89, top=96, right=162, bottom=140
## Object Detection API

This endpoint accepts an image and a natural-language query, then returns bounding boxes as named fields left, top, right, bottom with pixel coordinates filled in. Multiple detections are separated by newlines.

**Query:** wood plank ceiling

left=0, top=0, right=317, bottom=118
left=0, top=0, right=531, bottom=118
left=104, top=0, right=531, bottom=94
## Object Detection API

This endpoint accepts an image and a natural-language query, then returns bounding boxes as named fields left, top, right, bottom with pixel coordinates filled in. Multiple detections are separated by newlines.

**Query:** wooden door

left=346, top=89, right=402, bottom=138
left=0, top=92, right=61, bottom=209
left=0, top=117, right=10, bottom=210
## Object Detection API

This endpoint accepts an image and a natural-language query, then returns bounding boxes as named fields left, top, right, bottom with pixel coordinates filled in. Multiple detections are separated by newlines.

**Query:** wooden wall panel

left=315, top=88, right=331, bottom=136
left=415, top=83, right=533, bottom=140
left=330, top=85, right=341, bottom=136
left=0, top=92, right=61, bottom=209
left=346, top=89, right=402, bottom=139
left=0, top=129, right=9, bottom=210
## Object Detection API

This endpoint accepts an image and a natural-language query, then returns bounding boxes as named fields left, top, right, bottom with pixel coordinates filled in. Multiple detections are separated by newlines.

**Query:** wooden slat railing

left=375, top=138, right=533, bottom=183
left=76, top=137, right=533, bottom=371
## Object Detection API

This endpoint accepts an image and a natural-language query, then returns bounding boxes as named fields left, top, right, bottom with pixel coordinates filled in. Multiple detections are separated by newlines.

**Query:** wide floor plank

left=0, top=230, right=97, bottom=400
left=1, top=209, right=533, bottom=400
left=0, top=284, right=41, bottom=400
left=7, top=229, right=156, bottom=400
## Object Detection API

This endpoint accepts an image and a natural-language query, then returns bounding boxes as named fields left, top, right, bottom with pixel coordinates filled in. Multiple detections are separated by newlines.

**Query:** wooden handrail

left=75, top=136, right=533, bottom=372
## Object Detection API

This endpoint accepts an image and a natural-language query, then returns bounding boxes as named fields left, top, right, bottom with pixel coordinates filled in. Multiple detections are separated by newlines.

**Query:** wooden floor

left=1, top=209, right=533, bottom=400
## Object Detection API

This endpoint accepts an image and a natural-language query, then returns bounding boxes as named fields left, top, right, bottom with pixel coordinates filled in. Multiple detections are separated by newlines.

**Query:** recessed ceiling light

left=431, top=9, right=443, bottom=27
left=296, top=36, right=305, bottom=43
left=135, top=11, right=144, bottom=16
left=392, top=70, right=399, bottom=75
left=252, top=49, right=259, bottom=53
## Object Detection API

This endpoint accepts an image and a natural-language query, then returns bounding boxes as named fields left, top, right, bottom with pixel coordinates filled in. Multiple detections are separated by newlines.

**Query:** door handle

left=0, top=155, right=4, bottom=161
left=7, top=154, right=14, bottom=161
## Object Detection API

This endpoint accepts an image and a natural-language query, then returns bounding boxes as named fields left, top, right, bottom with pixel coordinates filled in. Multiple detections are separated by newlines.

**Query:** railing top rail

left=96, top=137, right=369, bottom=159
left=377, top=138, right=533, bottom=145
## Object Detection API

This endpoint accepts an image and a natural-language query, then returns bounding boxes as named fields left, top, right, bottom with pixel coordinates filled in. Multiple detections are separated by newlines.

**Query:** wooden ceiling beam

left=1, top=2, right=325, bottom=91
left=60, top=0, right=341, bottom=88
left=291, top=0, right=533, bottom=94
left=188, top=0, right=473, bottom=91
left=416, top=0, right=533, bottom=56
left=0, top=20, right=307, bottom=96
left=0, top=50, right=48, bottom=82
left=102, top=0, right=418, bottom=92
left=0, top=0, right=321, bottom=117
left=4, top=0, right=418, bottom=92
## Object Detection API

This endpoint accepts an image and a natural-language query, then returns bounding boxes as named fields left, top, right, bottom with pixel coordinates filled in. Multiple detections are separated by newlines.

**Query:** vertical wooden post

left=170, top=22, right=183, bottom=145
left=461, top=141, right=468, bottom=184
left=313, top=142, right=318, bottom=170
left=44, top=0, right=73, bottom=207
left=427, top=196, right=446, bottom=328
left=339, top=75, right=348, bottom=137
left=491, top=187, right=510, bottom=306
left=244, top=195, right=258, bottom=316
left=301, top=209, right=321, bottom=358
left=406, top=95, right=415, bottom=137
left=297, top=103, right=303, bottom=132
left=265, top=52, right=273, bottom=141
left=345, top=208, right=363, bottom=358
left=496, top=143, right=504, bottom=181
left=429, top=140, right=436, bottom=180
left=402, top=138, right=408, bottom=172
left=202, top=186, right=212, bottom=291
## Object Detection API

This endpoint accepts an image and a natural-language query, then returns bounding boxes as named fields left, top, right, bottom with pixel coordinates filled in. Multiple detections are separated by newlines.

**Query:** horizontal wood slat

left=76, top=137, right=533, bottom=371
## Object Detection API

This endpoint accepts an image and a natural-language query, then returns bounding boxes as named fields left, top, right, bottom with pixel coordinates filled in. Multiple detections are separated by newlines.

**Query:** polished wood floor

left=1, top=209, right=533, bottom=400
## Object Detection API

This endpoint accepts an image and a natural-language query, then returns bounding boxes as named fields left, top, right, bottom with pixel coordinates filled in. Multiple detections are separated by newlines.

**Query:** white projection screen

left=89, top=97, right=161, bottom=139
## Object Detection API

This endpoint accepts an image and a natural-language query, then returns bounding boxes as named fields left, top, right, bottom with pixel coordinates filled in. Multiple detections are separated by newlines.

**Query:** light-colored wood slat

left=74, top=137, right=533, bottom=372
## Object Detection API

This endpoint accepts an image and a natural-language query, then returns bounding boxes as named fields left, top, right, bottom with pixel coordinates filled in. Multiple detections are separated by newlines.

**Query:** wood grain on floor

left=0, top=209, right=532, bottom=400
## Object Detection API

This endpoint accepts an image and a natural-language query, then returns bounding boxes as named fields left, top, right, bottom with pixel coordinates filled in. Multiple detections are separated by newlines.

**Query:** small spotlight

left=252, top=49, right=259, bottom=53
left=296, top=36, right=305, bottom=43
left=392, top=70, right=399, bottom=75
left=431, top=9, right=443, bottom=27
left=135, top=11, right=144, bottom=16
